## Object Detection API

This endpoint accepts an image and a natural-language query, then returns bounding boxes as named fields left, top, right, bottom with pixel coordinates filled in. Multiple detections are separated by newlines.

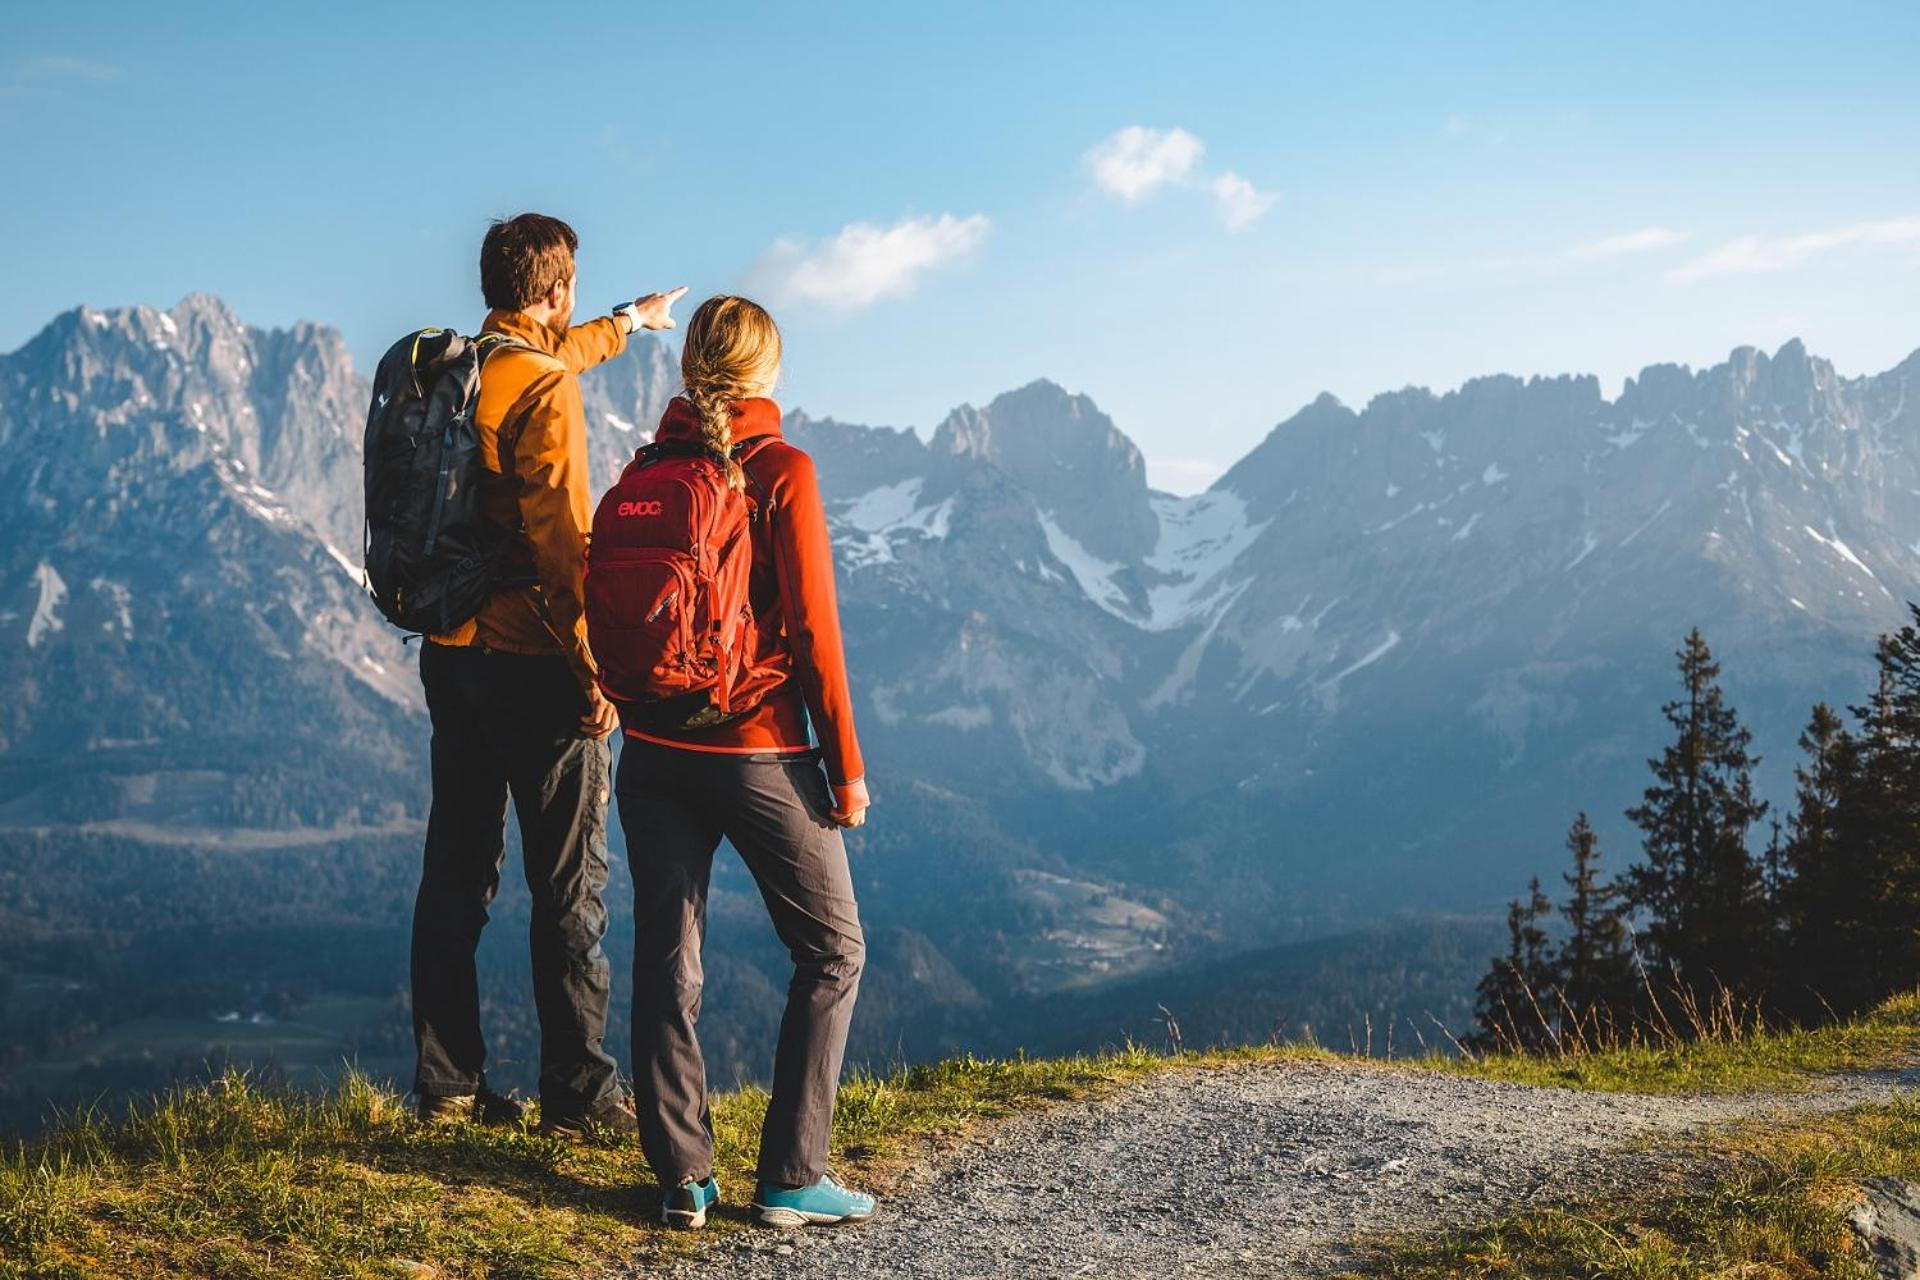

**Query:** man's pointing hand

left=615, top=286, right=689, bottom=333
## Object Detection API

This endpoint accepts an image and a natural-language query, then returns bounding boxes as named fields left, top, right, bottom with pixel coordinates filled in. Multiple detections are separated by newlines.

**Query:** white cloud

left=1571, top=227, right=1690, bottom=258
left=748, top=213, right=991, bottom=311
left=1085, top=126, right=1205, bottom=202
left=1670, top=217, right=1920, bottom=282
left=1084, top=126, right=1276, bottom=232
left=1211, top=171, right=1278, bottom=231
left=1377, top=226, right=1692, bottom=284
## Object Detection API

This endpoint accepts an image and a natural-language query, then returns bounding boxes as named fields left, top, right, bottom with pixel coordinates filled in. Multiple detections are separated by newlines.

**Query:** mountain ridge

left=6, top=293, right=1919, bottom=962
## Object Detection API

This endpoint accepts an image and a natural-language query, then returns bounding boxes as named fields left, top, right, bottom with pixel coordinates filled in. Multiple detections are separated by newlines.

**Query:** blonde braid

left=679, top=296, right=782, bottom=493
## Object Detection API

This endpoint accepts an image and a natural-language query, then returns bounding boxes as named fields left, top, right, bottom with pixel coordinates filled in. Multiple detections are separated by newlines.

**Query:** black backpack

left=362, top=328, right=532, bottom=634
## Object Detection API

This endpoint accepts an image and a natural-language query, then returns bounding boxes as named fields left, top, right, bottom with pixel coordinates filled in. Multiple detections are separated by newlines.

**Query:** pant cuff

left=756, top=1164, right=823, bottom=1188
left=414, top=1078, right=480, bottom=1097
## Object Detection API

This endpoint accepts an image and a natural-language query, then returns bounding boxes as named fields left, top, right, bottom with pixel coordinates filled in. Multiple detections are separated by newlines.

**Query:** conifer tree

left=1469, top=876, right=1558, bottom=1052
left=1838, top=611, right=1920, bottom=1003
left=1761, top=816, right=1786, bottom=914
left=1777, top=702, right=1856, bottom=1010
left=1555, top=812, right=1634, bottom=1028
left=1624, top=629, right=1769, bottom=993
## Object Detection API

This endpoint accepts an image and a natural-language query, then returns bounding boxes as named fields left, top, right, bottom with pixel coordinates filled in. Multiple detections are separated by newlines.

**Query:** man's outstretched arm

left=555, top=286, right=688, bottom=374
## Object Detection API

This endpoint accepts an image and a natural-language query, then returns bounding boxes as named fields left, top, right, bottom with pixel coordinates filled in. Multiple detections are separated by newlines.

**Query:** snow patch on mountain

left=1143, top=491, right=1268, bottom=630
left=323, top=543, right=363, bottom=581
left=1038, top=512, right=1133, bottom=616
left=1331, top=630, right=1401, bottom=683
left=924, top=704, right=994, bottom=729
left=1145, top=578, right=1254, bottom=710
left=1037, top=492, right=1267, bottom=632
left=835, top=478, right=954, bottom=568
left=1619, top=500, right=1673, bottom=548
left=1603, top=420, right=1649, bottom=450
left=1311, top=630, right=1403, bottom=708
left=27, top=562, right=67, bottom=649
left=1566, top=532, right=1599, bottom=571
left=1803, top=523, right=1891, bottom=598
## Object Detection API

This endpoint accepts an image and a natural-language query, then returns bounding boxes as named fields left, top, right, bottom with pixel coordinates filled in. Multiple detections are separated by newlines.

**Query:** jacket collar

left=482, top=307, right=566, bottom=354
left=656, top=395, right=784, bottom=446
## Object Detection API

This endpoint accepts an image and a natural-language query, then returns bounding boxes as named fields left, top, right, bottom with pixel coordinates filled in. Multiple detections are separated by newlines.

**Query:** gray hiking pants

left=412, top=641, right=619, bottom=1112
left=614, top=737, right=866, bottom=1187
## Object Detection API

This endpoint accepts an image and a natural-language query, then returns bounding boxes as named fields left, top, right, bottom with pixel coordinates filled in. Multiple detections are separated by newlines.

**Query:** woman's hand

left=578, top=685, right=620, bottom=740
left=830, top=778, right=870, bottom=829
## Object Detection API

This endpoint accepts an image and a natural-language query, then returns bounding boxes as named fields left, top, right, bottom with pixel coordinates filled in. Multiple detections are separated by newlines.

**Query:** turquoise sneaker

left=751, top=1174, right=876, bottom=1227
left=660, top=1174, right=720, bottom=1230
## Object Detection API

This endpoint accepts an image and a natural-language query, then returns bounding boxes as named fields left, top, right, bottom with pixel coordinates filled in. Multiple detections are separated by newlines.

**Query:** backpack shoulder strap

left=475, top=332, right=564, bottom=375
left=733, top=436, right=781, bottom=516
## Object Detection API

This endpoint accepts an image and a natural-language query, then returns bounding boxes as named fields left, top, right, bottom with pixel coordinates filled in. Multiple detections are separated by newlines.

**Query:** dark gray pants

left=615, top=738, right=866, bottom=1187
left=411, top=641, right=619, bottom=1113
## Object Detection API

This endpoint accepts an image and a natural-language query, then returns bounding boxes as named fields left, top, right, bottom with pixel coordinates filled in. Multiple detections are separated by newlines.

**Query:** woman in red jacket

left=616, top=296, right=875, bottom=1231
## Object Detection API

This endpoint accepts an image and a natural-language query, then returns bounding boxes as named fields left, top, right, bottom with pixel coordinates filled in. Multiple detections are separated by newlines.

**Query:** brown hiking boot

left=416, top=1084, right=526, bottom=1128
left=537, top=1091, right=640, bottom=1141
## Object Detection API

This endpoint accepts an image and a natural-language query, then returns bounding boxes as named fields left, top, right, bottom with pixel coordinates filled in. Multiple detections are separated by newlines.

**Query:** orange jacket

left=428, top=308, right=627, bottom=691
left=622, top=397, right=867, bottom=808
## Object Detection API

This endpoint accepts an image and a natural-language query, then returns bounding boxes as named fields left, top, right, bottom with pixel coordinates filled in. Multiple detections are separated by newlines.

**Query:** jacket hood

left=656, top=396, right=783, bottom=447
left=482, top=307, right=571, bottom=354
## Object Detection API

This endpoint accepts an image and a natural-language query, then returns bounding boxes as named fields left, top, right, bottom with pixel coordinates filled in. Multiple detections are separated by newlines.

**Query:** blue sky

left=4, top=1, right=1919, bottom=491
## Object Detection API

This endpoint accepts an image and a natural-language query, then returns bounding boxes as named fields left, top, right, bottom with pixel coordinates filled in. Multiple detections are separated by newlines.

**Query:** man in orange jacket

left=410, top=212, right=684, bottom=1135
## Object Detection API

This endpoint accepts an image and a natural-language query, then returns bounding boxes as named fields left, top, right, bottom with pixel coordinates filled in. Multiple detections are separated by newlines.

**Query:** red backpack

left=586, top=438, right=775, bottom=729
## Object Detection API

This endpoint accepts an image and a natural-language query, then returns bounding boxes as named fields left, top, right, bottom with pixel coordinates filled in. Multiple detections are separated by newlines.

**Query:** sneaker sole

left=661, top=1207, right=708, bottom=1231
left=751, top=1204, right=875, bottom=1228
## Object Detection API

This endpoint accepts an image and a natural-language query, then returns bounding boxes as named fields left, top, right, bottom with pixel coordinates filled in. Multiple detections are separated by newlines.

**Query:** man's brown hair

left=480, top=213, right=578, bottom=311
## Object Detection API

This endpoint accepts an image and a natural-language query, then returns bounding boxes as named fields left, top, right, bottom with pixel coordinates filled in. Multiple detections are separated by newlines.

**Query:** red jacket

left=622, top=396, right=867, bottom=810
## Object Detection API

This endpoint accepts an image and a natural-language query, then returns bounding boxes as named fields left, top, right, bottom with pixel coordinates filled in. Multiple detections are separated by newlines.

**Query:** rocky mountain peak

left=930, top=379, right=1157, bottom=564
left=1214, top=389, right=1357, bottom=507
left=11, top=296, right=1920, bottom=934
left=1613, top=340, right=1852, bottom=447
left=2, top=296, right=367, bottom=551
left=577, top=334, right=680, bottom=485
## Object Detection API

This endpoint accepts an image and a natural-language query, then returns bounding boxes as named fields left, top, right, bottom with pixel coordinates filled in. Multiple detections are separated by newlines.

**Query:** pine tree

left=1761, top=816, right=1786, bottom=914
left=1624, top=629, right=1769, bottom=994
left=1777, top=701, right=1858, bottom=1012
left=1555, top=812, right=1634, bottom=1031
left=1838, top=611, right=1920, bottom=1005
left=1469, top=876, right=1558, bottom=1052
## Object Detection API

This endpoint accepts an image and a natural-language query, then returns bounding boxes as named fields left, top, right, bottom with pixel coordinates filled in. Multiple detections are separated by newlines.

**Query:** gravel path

left=636, top=1059, right=1920, bottom=1279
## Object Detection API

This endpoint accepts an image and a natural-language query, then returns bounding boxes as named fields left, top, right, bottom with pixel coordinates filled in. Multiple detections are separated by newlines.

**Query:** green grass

left=0, top=1045, right=1332, bottom=1279
left=1432, top=991, right=1920, bottom=1096
left=1340, top=1096, right=1920, bottom=1279
left=4, top=996, right=1918, bottom=1278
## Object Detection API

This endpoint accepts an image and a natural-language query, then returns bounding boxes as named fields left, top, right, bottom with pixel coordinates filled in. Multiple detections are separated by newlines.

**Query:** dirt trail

left=640, top=1058, right=1920, bottom=1279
